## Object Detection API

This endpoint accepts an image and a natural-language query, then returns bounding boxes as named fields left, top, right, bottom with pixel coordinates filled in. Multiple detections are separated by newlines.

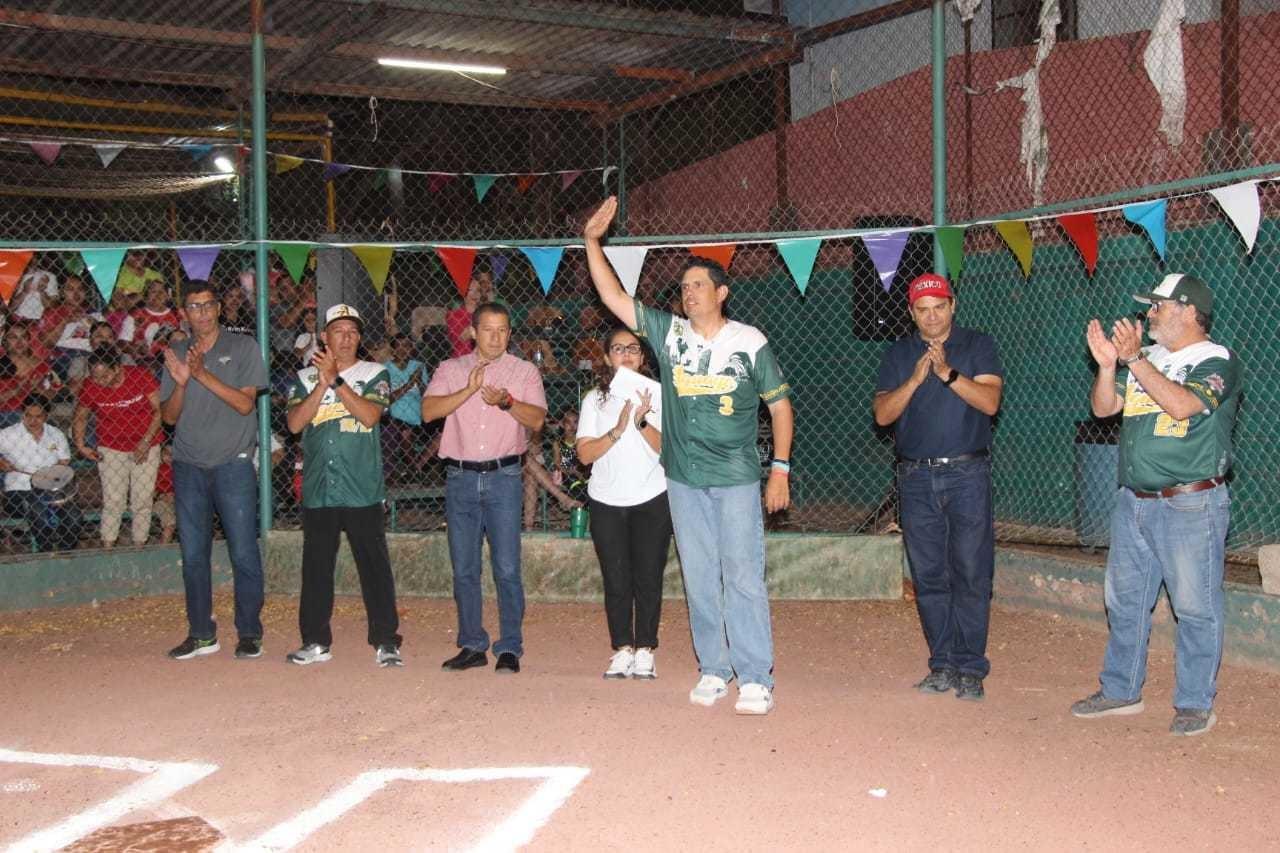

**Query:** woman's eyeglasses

left=609, top=344, right=642, bottom=355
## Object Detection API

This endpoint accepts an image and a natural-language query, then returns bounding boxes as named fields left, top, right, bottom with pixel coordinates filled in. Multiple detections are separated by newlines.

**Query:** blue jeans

left=444, top=464, right=525, bottom=656
left=666, top=479, right=773, bottom=688
left=897, top=457, right=994, bottom=678
left=173, top=458, right=264, bottom=641
left=1100, top=485, right=1229, bottom=711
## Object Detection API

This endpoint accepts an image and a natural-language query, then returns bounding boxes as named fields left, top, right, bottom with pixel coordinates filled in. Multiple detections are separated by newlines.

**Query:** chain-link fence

left=0, top=1, right=1276, bottom=566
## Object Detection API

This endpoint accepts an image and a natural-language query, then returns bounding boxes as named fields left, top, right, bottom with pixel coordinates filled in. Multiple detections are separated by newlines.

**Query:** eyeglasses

left=609, top=344, right=643, bottom=355
left=184, top=300, right=219, bottom=313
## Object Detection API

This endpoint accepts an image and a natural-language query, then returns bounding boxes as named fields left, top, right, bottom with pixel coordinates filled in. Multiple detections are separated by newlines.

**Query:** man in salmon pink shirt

left=423, top=302, right=546, bottom=675
left=73, top=346, right=163, bottom=548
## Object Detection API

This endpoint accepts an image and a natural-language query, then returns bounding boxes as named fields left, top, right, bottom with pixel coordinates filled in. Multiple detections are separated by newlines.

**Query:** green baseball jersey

left=288, top=360, right=391, bottom=508
left=1116, top=340, right=1240, bottom=491
left=634, top=303, right=790, bottom=488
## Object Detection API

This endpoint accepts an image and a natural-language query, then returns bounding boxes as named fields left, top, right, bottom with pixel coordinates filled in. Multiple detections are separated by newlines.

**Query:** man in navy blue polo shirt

left=874, top=273, right=1004, bottom=701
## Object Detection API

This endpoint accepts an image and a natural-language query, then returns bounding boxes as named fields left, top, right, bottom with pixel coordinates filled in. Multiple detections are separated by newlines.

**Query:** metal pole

left=616, top=116, right=628, bottom=236
left=250, top=0, right=272, bottom=534
left=931, top=0, right=947, bottom=275
left=1221, top=0, right=1241, bottom=170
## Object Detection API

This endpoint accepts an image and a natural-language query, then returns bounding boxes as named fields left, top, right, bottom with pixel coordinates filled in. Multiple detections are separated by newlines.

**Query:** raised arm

left=583, top=196, right=637, bottom=330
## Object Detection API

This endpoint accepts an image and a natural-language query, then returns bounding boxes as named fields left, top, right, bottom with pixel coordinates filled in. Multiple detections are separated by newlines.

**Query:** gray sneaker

left=375, top=644, right=403, bottom=668
left=1170, top=708, right=1216, bottom=736
left=1070, top=690, right=1144, bottom=718
left=955, top=674, right=985, bottom=702
left=914, top=668, right=957, bottom=694
left=286, top=643, right=332, bottom=665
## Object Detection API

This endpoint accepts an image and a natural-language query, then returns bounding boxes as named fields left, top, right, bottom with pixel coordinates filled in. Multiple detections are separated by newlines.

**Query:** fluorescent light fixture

left=213, top=155, right=235, bottom=173
left=378, top=57, right=506, bottom=76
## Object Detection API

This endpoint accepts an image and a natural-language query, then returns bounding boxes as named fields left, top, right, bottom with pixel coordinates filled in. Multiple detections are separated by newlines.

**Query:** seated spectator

left=114, top=251, right=162, bottom=308
left=153, top=445, right=176, bottom=545
left=39, top=276, right=103, bottom=380
left=293, top=307, right=319, bottom=367
left=220, top=282, right=256, bottom=337
left=12, top=268, right=58, bottom=322
left=0, top=395, right=80, bottom=552
left=104, top=288, right=138, bottom=345
left=445, top=268, right=496, bottom=356
left=522, top=424, right=581, bottom=531
left=269, top=275, right=310, bottom=359
left=551, top=407, right=590, bottom=503
left=72, top=347, right=163, bottom=548
left=383, top=334, right=426, bottom=482
left=129, top=277, right=183, bottom=361
left=66, top=321, right=134, bottom=396
left=0, top=322, right=61, bottom=427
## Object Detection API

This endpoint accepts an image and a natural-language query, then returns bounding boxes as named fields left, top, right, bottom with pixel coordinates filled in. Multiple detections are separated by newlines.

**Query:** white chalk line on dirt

left=231, top=765, right=591, bottom=853
left=0, top=747, right=219, bottom=853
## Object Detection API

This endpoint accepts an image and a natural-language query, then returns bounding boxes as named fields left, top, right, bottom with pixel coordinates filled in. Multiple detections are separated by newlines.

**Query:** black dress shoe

left=441, top=648, right=488, bottom=671
left=494, top=652, right=520, bottom=674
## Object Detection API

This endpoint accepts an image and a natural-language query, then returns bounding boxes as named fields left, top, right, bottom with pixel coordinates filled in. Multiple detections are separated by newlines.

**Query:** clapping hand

left=480, top=385, right=511, bottom=408
left=613, top=399, right=634, bottom=437
left=927, top=340, right=952, bottom=380
left=1085, top=319, right=1118, bottom=366
left=1110, top=317, right=1144, bottom=362
left=312, top=346, right=339, bottom=388
left=163, top=346, right=190, bottom=386
left=633, top=389, right=653, bottom=428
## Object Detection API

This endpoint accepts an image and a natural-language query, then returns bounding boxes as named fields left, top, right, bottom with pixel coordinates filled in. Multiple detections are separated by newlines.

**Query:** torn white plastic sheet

left=1143, top=0, right=1187, bottom=147
left=995, top=0, right=1059, bottom=206
left=953, top=0, right=982, bottom=24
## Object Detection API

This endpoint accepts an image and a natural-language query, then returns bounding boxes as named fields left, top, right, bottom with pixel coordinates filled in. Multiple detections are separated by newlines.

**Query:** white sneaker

left=689, top=674, right=728, bottom=706
left=631, top=648, right=656, bottom=680
left=735, top=683, right=774, bottom=715
left=286, top=643, right=332, bottom=665
left=604, top=647, right=634, bottom=679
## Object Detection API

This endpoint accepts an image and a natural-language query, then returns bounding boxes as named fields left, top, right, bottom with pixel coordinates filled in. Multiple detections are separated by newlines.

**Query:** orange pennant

left=688, top=244, right=736, bottom=270
left=0, top=250, right=34, bottom=303
left=435, top=247, right=478, bottom=298
left=515, top=174, right=538, bottom=194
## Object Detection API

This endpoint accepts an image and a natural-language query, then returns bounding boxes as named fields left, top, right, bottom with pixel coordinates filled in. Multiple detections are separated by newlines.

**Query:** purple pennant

left=560, top=170, right=583, bottom=191
left=29, top=142, right=62, bottom=165
left=861, top=231, right=911, bottom=292
left=322, top=162, right=353, bottom=182
left=489, top=254, right=509, bottom=284
left=176, top=247, right=221, bottom=283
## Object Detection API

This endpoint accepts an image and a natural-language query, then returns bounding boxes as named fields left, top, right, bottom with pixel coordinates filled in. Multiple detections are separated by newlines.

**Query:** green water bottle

left=569, top=506, right=589, bottom=539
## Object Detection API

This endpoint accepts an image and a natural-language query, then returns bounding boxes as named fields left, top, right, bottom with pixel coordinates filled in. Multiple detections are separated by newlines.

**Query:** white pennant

left=1209, top=181, right=1261, bottom=253
left=602, top=246, right=648, bottom=297
left=93, top=144, right=126, bottom=168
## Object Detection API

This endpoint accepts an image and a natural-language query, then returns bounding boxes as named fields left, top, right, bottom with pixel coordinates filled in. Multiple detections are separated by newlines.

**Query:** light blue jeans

left=1100, top=484, right=1230, bottom=711
left=666, top=478, right=773, bottom=688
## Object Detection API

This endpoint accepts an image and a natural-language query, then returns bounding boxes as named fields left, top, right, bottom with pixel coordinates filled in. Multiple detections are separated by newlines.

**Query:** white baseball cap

left=324, top=303, right=363, bottom=330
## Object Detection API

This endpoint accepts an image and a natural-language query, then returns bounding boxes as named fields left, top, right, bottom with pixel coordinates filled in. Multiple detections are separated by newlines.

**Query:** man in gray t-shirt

left=159, top=280, right=269, bottom=662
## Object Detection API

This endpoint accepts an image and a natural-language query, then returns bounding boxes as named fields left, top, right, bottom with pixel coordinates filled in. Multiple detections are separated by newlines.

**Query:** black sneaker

left=375, top=644, right=404, bottom=668
left=1071, top=690, right=1144, bottom=718
left=1170, top=708, right=1217, bottom=736
left=168, top=636, right=220, bottom=660
left=913, top=668, right=957, bottom=694
left=234, top=638, right=263, bottom=659
left=955, top=674, right=985, bottom=702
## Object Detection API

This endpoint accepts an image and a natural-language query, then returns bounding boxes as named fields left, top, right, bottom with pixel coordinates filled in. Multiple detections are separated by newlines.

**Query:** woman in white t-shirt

left=575, top=327, right=673, bottom=680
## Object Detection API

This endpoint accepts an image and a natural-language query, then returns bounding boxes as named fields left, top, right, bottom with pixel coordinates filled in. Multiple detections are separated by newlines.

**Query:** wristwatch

left=942, top=368, right=960, bottom=386
left=497, top=391, right=513, bottom=411
left=1117, top=353, right=1144, bottom=367
left=330, top=376, right=346, bottom=390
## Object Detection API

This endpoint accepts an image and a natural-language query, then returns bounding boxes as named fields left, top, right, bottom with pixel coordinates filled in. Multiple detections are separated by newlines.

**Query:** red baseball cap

left=907, top=273, right=954, bottom=305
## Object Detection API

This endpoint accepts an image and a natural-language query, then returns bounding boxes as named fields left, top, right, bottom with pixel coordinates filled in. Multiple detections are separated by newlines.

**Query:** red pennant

left=435, top=247, right=478, bottom=298
left=688, top=244, right=736, bottom=271
left=0, top=250, right=35, bottom=303
left=515, top=174, right=538, bottom=194
left=427, top=173, right=454, bottom=193
left=1057, top=212, right=1099, bottom=276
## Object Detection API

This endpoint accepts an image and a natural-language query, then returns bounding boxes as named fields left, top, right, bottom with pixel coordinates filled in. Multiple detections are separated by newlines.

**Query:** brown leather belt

left=1130, top=476, right=1225, bottom=499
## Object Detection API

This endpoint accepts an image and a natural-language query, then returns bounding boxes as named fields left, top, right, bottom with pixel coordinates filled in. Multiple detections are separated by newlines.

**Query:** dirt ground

left=2, top=594, right=1278, bottom=852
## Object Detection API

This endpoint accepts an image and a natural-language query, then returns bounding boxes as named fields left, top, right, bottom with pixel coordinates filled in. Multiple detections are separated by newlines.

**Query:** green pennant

left=936, top=226, right=967, bottom=281
left=271, top=243, right=313, bottom=285
left=473, top=174, right=497, bottom=202
left=372, top=169, right=388, bottom=191
left=775, top=238, right=822, bottom=295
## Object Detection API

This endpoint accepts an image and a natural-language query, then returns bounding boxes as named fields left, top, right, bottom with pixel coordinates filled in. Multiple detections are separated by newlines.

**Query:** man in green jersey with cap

left=1073, top=274, right=1240, bottom=736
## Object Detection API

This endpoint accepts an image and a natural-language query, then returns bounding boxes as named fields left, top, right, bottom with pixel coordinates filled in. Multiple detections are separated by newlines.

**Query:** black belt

left=897, top=449, right=990, bottom=467
left=1130, top=476, right=1224, bottom=499
left=443, top=455, right=522, bottom=473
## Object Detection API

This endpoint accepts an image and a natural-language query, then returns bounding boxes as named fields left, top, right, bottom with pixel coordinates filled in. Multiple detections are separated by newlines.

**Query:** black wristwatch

left=942, top=368, right=960, bottom=386
left=330, top=376, right=346, bottom=390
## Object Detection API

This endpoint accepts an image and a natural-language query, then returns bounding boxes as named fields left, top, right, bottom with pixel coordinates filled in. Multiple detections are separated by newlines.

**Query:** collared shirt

left=1116, top=340, right=1240, bottom=491
left=426, top=351, right=546, bottom=461
left=288, top=360, right=390, bottom=508
left=633, top=303, right=790, bottom=488
left=0, top=422, right=70, bottom=491
left=875, top=325, right=1003, bottom=460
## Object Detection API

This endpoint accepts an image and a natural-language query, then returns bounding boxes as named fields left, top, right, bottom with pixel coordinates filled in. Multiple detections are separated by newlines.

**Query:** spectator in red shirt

left=445, top=269, right=495, bottom=357
left=0, top=322, right=60, bottom=425
left=130, top=278, right=184, bottom=362
left=152, top=445, right=176, bottom=545
left=72, top=347, right=164, bottom=548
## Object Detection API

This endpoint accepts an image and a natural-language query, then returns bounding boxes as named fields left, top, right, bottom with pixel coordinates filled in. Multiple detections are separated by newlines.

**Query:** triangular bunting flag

left=93, top=144, right=126, bottom=168
left=427, top=173, right=454, bottom=193
left=994, top=220, right=1034, bottom=278
left=372, top=169, right=388, bottom=191
left=776, top=238, right=821, bottom=296
left=322, top=162, right=353, bottom=182
left=80, top=248, right=127, bottom=302
left=1208, top=181, right=1260, bottom=253
left=861, top=231, right=911, bottom=292
left=1057, top=212, right=1099, bottom=275
left=515, top=174, right=538, bottom=194
left=29, top=142, right=61, bottom=165
left=436, top=247, right=478, bottom=297
left=689, top=244, right=735, bottom=270
left=520, top=248, right=565, bottom=296
left=489, top=254, right=509, bottom=284
left=275, top=154, right=305, bottom=175
left=352, top=246, right=394, bottom=295
left=936, top=226, right=967, bottom=281
left=473, top=174, right=497, bottom=202
left=186, top=144, right=213, bottom=161
left=0, top=251, right=35, bottom=304
left=1123, top=199, right=1168, bottom=261
left=176, top=247, right=221, bottom=283
left=271, top=243, right=312, bottom=285
left=602, top=246, right=649, bottom=297
left=561, top=170, right=583, bottom=191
